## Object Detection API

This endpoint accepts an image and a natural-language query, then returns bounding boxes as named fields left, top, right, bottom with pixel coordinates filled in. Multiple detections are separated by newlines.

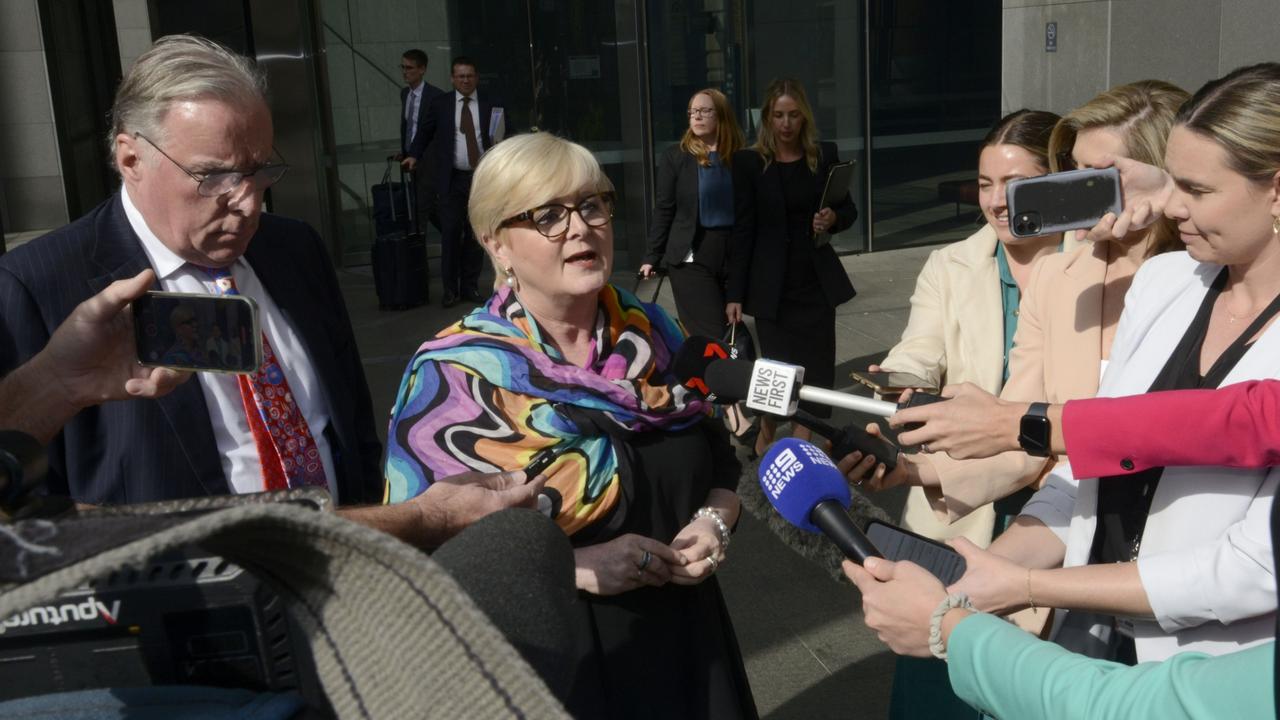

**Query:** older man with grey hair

left=0, top=33, right=387, bottom=508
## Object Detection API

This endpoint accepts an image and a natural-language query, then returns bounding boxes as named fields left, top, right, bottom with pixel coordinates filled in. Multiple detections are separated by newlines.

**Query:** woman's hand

left=813, top=207, right=837, bottom=234
left=1085, top=156, right=1174, bottom=242
left=725, top=302, right=743, bottom=325
left=946, top=537, right=1031, bottom=615
left=668, top=516, right=725, bottom=585
left=836, top=423, right=914, bottom=492
left=574, top=534, right=686, bottom=596
left=638, top=263, right=657, bottom=279
left=891, top=383, right=1025, bottom=459
left=844, top=557, right=950, bottom=658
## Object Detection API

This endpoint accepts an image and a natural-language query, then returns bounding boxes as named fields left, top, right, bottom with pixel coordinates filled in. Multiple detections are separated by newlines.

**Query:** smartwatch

left=1018, top=402, right=1051, bottom=457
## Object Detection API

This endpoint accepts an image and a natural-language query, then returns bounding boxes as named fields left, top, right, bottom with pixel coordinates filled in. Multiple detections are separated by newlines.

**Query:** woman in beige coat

left=873, top=109, right=1071, bottom=546
left=870, top=81, right=1188, bottom=545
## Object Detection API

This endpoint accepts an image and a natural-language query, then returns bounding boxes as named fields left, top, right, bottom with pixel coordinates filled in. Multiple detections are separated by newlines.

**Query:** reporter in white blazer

left=948, top=62, right=1280, bottom=663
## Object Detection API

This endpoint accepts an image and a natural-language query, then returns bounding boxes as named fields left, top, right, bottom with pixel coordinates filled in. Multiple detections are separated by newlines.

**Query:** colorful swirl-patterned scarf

left=384, top=284, right=711, bottom=538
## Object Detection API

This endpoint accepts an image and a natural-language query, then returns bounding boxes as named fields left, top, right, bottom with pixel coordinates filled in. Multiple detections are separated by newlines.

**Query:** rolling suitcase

left=371, top=159, right=429, bottom=309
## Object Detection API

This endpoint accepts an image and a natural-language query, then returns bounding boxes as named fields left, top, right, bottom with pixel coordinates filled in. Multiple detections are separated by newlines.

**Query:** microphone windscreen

left=670, top=335, right=730, bottom=396
left=704, top=358, right=754, bottom=403
left=758, top=438, right=851, bottom=533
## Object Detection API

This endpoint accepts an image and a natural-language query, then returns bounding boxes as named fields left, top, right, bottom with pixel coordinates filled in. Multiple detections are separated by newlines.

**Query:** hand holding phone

left=133, top=291, right=262, bottom=374
left=1007, top=166, right=1122, bottom=238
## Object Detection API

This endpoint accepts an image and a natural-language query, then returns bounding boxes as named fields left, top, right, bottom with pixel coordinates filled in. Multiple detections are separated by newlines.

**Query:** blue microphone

left=759, top=438, right=883, bottom=564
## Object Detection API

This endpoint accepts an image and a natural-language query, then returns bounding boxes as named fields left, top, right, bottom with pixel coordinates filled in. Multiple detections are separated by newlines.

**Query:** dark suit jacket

left=401, top=81, right=445, bottom=160
left=726, top=142, right=857, bottom=320
left=419, top=89, right=512, bottom=194
left=642, top=144, right=705, bottom=269
left=0, top=194, right=384, bottom=506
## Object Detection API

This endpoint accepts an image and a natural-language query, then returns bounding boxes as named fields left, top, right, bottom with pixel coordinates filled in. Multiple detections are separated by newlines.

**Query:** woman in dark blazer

left=727, top=78, right=856, bottom=456
left=641, top=88, right=745, bottom=339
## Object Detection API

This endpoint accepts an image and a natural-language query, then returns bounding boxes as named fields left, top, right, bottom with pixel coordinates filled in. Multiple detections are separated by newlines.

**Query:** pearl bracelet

left=929, top=593, right=977, bottom=660
left=693, top=507, right=731, bottom=551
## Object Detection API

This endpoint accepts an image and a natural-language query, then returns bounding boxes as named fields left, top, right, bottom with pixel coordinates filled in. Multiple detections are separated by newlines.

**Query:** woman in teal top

left=846, top=555, right=1275, bottom=720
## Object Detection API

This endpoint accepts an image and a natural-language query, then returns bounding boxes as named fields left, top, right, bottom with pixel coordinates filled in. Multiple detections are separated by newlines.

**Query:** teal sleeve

left=947, top=613, right=1274, bottom=720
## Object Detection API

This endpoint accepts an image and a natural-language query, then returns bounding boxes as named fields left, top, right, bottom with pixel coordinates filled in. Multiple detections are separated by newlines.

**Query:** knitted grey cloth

left=0, top=503, right=568, bottom=719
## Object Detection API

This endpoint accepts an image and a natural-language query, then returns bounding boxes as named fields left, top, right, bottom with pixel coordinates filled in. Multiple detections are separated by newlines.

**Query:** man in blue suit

left=418, top=56, right=511, bottom=308
left=397, top=48, right=443, bottom=232
left=0, top=34, right=384, bottom=507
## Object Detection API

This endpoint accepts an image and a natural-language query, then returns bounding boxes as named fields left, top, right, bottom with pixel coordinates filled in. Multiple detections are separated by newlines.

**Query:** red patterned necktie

left=199, top=266, right=328, bottom=491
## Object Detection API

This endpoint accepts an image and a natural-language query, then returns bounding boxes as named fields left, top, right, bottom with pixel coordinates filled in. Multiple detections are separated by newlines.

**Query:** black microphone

left=669, top=335, right=731, bottom=400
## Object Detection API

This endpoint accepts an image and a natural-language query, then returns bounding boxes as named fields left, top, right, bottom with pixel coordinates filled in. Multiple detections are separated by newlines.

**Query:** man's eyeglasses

left=687, top=108, right=716, bottom=118
left=499, top=192, right=616, bottom=238
left=135, top=133, right=289, bottom=198
left=400, top=64, right=419, bottom=71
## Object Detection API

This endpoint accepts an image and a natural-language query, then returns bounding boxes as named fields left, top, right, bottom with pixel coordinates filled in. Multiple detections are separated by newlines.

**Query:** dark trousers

left=410, top=159, right=440, bottom=234
left=440, top=169, right=485, bottom=296
left=666, top=227, right=731, bottom=339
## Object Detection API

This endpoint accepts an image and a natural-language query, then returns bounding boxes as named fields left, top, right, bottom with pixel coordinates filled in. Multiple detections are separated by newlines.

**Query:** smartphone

left=1006, top=166, right=1122, bottom=238
left=133, top=291, right=262, bottom=374
left=865, top=520, right=967, bottom=585
left=523, top=446, right=564, bottom=479
left=850, top=370, right=937, bottom=395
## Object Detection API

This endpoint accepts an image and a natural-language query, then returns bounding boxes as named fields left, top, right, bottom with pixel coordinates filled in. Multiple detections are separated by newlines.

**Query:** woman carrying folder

left=726, top=78, right=857, bottom=458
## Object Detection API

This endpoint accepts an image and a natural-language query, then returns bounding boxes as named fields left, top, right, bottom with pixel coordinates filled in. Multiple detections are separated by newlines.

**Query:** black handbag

left=722, top=321, right=756, bottom=361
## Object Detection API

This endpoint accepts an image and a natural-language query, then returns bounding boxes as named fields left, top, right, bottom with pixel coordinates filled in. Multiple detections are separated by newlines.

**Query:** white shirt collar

left=456, top=90, right=477, bottom=103
left=121, top=185, right=188, bottom=280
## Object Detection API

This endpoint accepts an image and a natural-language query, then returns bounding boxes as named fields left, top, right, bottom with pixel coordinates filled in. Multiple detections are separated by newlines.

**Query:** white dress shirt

left=122, top=187, right=339, bottom=499
left=453, top=90, right=484, bottom=171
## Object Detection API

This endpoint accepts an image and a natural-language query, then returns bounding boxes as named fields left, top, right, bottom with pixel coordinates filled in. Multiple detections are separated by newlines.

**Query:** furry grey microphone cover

left=733, top=443, right=890, bottom=583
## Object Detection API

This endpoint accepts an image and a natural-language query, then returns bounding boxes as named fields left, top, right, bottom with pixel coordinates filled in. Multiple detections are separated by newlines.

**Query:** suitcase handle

left=381, top=158, right=418, bottom=231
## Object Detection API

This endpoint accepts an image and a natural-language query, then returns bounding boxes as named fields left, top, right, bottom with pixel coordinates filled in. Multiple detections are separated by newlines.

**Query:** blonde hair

left=109, top=34, right=268, bottom=169
left=752, top=79, right=820, bottom=173
left=1176, top=63, right=1280, bottom=184
left=1048, top=80, right=1189, bottom=256
left=469, top=132, right=614, bottom=243
left=679, top=89, right=745, bottom=168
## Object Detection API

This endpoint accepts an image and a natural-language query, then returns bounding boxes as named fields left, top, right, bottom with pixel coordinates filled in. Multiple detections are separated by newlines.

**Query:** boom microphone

left=705, top=358, right=903, bottom=417
left=758, top=438, right=883, bottom=564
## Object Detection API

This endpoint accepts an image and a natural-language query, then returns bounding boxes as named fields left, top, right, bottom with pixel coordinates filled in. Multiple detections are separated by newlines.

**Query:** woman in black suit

left=727, top=79, right=857, bottom=456
left=641, top=88, right=745, bottom=338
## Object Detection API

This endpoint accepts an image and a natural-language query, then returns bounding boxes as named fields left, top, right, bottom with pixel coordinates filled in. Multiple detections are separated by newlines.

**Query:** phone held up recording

left=133, top=291, right=262, bottom=374
left=1006, top=166, right=1122, bottom=238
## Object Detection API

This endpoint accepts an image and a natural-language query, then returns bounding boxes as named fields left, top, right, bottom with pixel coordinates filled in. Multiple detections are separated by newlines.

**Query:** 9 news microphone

left=759, top=437, right=883, bottom=564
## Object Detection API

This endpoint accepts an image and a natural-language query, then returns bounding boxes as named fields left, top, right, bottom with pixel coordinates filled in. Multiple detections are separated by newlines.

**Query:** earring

left=504, top=267, right=517, bottom=288
left=1274, top=216, right=1280, bottom=236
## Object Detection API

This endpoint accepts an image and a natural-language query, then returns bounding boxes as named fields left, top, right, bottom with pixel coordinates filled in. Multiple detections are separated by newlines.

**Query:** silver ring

left=706, top=554, right=719, bottom=573
left=637, top=550, right=652, bottom=572
left=921, top=443, right=931, bottom=454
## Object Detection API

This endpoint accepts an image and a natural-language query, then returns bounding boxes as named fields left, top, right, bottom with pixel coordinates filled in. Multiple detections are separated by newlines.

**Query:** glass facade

left=309, top=0, right=1000, bottom=268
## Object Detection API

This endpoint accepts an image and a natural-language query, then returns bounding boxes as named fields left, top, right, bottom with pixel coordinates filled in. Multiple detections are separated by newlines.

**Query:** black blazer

left=0, top=194, right=384, bottom=506
left=726, top=142, right=857, bottom=320
left=401, top=81, right=445, bottom=160
left=419, top=89, right=514, bottom=194
left=643, top=144, right=702, bottom=269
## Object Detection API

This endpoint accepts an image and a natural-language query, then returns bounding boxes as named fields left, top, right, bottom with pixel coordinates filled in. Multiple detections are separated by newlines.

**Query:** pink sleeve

left=1063, top=380, right=1280, bottom=477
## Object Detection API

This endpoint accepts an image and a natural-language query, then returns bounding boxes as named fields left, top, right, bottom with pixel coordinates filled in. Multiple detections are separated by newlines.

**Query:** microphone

left=705, top=358, right=905, bottom=417
left=788, top=411, right=899, bottom=472
left=758, top=438, right=883, bottom=563
left=670, top=335, right=731, bottom=399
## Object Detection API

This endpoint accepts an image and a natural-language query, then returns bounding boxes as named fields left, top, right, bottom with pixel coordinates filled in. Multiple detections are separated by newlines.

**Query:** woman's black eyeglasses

left=499, top=192, right=616, bottom=238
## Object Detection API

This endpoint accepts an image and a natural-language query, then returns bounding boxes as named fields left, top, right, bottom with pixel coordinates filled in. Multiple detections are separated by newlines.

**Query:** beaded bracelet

left=929, top=593, right=977, bottom=660
left=693, top=507, right=731, bottom=552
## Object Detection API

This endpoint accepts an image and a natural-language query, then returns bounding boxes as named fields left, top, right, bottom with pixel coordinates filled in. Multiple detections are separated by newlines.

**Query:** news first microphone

left=704, top=358, right=944, bottom=422
left=758, top=437, right=883, bottom=564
